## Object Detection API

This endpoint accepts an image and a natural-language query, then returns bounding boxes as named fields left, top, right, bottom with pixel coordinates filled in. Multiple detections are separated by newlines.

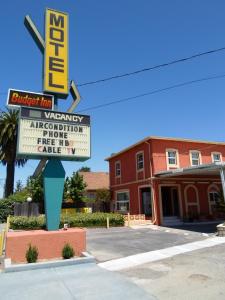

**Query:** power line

left=77, top=73, right=225, bottom=113
left=77, top=46, right=225, bottom=87
left=0, top=46, right=224, bottom=97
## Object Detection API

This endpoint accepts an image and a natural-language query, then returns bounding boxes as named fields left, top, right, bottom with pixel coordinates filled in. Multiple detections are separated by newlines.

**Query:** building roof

left=79, top=172, right=109, bottom=190
left=105, top=136, right=225, bottom=161
left=155, top=162, right=225, bottom=178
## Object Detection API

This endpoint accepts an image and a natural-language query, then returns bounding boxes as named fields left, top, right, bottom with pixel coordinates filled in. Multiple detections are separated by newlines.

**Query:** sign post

left=15, top=8, right=91, bottom=231
left=43, top=159, right=65, bottom=231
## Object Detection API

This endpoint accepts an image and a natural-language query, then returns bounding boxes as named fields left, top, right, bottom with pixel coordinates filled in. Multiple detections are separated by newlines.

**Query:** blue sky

left=1, top=0, right=225, bottom=197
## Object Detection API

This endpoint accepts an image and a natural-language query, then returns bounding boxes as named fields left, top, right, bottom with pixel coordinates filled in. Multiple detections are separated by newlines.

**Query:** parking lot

left=86, top=223, right=218, bottom=262
left=118, top=242, right=225, bottom=300
left=87, top=223, right=225, bottom=299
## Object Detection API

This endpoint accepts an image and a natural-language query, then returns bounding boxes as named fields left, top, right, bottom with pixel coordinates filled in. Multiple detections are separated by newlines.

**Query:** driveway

left=169, top=221, right=221, bottom=234
left=119, top=242, right=225, bottom=300
left=87, top=225, right=208, bottom=262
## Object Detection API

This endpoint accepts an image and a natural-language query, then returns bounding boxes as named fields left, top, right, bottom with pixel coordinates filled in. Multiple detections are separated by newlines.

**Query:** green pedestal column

left=43, top=159, right=65, bottom=231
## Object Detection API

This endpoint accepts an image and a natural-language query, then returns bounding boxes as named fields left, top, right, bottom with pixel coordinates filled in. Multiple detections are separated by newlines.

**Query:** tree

left=78, top=166, right=91, bottom=172
left=26, top=174, right=44, bottom=213
left=26, top=174, right=44, bottom=203
left=64, top=172, right=87, bottom=207
left=15, top=180, right=23, bottom=192
left=0, top=109, right=27, bottom=197
left=96, top=189, right=111, bottom=212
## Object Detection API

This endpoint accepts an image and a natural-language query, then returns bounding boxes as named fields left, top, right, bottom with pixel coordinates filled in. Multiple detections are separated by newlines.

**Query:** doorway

left=161, top=186, right=180, bottom=217
left=140, top=187, right=152, bottom=217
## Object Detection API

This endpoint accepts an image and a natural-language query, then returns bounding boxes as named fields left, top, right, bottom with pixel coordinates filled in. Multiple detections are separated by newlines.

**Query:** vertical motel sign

left=44, top=9, right=69, bottom=98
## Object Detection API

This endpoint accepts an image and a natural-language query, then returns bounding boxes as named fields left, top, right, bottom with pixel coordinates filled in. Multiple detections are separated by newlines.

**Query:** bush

left=10, top=215, right=45, bottom=230
left=10, top=213, right=124, bottom=230
left=60, top=213, right=125, bottom=228
left=0, top=198, right=15, bottom=223
left=0, top=191, right=28, bottom=223
left=62, top=243, right=75, bottom=259
left=26, top=244, right=38, bottom=263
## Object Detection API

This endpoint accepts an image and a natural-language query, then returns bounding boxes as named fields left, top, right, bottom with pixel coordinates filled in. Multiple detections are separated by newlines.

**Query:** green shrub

left=62, top=243, right=75, bottom=259
left=0, top=191, right=28, bottom=223
left=26, top=244, right=38, bottom=263
left=10, top=213, right=124, bottom=230
left=60, top=213, right=124, bottom=228
left=10, top=215, right=45, bottom=230
left=0, top=198, right=15, bottom=223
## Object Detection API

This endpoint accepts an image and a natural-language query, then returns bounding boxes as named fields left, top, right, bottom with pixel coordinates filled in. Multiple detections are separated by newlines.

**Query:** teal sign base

left=43, top=159, right=65, bottom=231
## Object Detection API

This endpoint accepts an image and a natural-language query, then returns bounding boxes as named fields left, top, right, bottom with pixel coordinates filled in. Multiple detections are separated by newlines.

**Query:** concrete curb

left=99, top=237, right=225, bottom=271
left=3, top=252, right=95, bottom=273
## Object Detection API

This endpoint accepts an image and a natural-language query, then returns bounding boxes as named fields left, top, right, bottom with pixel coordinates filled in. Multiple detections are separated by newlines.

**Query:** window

left=190, top=151, right=201, bottom=166
left=166, top=149, right=178, bottom=166
left=87, top=193, right=96, bottom=200
left=136, top=152, right=144, bottom=171
left=116, top=191, right=129, bottom=212
left=212, top=152, right=222, bottom=163
left=209, top=191, right=219, bottom=204
left=115, top=161, right=121, bottom=177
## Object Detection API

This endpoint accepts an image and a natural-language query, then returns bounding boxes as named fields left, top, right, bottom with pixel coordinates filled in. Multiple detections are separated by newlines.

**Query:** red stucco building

left=106, top=136, right=225, bottom=225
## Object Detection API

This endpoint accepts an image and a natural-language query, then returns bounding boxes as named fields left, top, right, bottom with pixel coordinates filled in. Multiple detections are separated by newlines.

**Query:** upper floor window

left=190, top=151, right=201, bottom=166
left=166, top=149, right=178, bottom=167
left=212, top=152, right=222, bottom=163
left=115, top=161, right=121, bottom=177
left=136, top=152, right=144, bottom=171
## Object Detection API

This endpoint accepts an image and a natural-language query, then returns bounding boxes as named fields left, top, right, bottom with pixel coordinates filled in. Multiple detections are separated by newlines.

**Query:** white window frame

left=136, top=151, right=144, bottom=172
left=211, top=152, right=222, bottom=163
left=209, top=191, right=219, bottom=204
left=189, top=150, right=202, bottom=166
left=166, top=149, right=179, bottom=169
left=115, top=161, right=121, bottom=178
left=116, top=190, right=130, bottom=213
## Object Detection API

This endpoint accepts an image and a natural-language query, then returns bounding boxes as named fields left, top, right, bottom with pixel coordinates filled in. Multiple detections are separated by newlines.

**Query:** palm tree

left=0, top=108, right=27, bottom=197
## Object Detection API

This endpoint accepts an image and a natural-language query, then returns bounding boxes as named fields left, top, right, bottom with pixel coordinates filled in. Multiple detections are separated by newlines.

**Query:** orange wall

left=151, top=139, right=225, bottom=174
left=6, top=228, right=86, bottom=263
left=109, top=142, right=151, bottom=186
left=108, top=138, right=225, bottom=224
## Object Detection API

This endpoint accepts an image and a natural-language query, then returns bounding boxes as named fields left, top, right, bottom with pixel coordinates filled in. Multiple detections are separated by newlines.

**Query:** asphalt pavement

left=119, top=242, right=225, bottom=300
left=86, top=225, right=208, bottom=262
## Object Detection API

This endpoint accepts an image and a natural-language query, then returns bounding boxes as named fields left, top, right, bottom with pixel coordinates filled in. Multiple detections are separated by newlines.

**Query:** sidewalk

left=0, top=263, right=155, bottom=300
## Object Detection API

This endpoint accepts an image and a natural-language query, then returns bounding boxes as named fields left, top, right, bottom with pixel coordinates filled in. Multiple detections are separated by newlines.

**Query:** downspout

left=145, top=140, right=157, bottom=224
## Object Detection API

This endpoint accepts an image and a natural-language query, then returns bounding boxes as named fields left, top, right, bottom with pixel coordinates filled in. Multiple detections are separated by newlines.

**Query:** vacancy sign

left=17, top=107, right=91, bottom=161
left=44, top=8, right=69, bottom=98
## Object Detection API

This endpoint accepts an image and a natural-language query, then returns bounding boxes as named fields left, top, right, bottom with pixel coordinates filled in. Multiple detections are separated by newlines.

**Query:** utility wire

left=77, top=46, right=225, bottom=87
left=77, top=73, right=225, bottom=113
left=0, top=46, right=225, bottom=95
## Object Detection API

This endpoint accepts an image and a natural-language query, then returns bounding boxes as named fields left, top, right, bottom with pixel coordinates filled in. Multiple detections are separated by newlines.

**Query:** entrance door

left=161, top=186, right=180, bottom=217
left=171, top=188, right=180, bottom=216
left=141, top=188, right=152, bottom=217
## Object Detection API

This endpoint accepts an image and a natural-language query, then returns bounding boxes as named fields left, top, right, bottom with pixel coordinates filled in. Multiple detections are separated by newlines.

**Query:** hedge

left=10, top=213, right=124, bottom=230
left=0, top=198, right=15, bottom=223
left=0, top=190, right=30, bottom=223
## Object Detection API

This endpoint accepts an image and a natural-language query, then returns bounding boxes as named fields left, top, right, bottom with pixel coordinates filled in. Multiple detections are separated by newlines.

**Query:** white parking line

left=98, top=237, right=225, bottom=271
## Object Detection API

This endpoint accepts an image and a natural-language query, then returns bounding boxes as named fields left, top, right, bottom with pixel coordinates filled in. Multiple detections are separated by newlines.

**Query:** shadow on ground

left=169, top=221, right=221, bottom=234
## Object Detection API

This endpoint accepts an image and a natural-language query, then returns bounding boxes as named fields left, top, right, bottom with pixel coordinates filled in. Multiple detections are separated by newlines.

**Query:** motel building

left=105, top=136, right=225, bottom=226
